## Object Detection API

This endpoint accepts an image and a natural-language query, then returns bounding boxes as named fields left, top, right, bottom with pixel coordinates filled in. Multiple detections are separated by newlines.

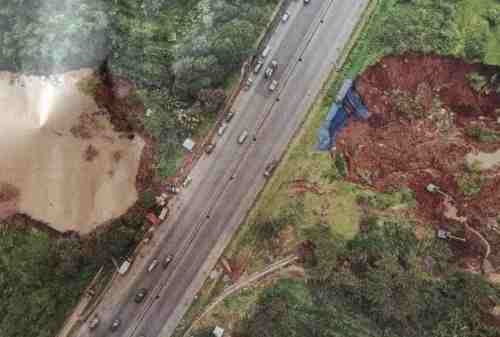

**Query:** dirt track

left=0, top=69, right=144, bottom=234
left=338, top=54, right=500, bottom=269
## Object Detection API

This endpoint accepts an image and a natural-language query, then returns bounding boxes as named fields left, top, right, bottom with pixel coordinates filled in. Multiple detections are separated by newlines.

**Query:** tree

left=197, top=88, right=226, bottom=113
left=211, top=19, right=256, bottom=70
left=51, top=236, right=83, bottom=276
left=1, top=0, right=110, bottom=73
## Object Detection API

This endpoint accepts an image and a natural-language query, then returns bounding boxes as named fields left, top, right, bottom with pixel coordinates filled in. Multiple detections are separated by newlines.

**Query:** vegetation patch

left=457, top=162, right=486, bottom=197
left=465, top=126, right=500, bottom=143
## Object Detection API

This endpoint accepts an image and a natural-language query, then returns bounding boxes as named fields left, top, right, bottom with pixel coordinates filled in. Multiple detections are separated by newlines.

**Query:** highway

left=74, top=0, right=369, bottom=336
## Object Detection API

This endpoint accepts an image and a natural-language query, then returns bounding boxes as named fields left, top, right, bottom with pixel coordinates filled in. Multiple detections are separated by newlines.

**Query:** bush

left=334, top=152, right=347, bottom=178
left=485, top=7, right=500, bottom=26
left=465, top=126, right=500, bottom=142
left=76, top=74, right=103, bottom=97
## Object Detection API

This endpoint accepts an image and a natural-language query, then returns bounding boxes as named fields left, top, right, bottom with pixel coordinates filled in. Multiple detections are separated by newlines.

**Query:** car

left=225, top=111, right=235, bottom=122
left=88, top=316, right=100, bottom=330
left=135, top=288, right=148, bottom=303
left=269, top=80, right=278, bottom=92
left=261, top=45, right=271, bottom=58
left=304, top=0, right=310, bottom=4
left=205, top=143, right=215, bottom=154
left=264, top=60, right=278, bottom=79
left=244, top=77, right=254, bottom=90
left=163, top=254, right=174, bottom=268
left=237, top=130, right=249, bottom=144
left=254, top=59, right=264, bottom=74
left=217, top=123, right=228, bottom=136
left=264, top=160, right=279, bottom=178
left=110, top=319, right=121, bottom=332
left=147, top=258, right=159, bottom=272
left=281, top=11, right=290, bottom=22
left=182, top=175, right=192, bottom=188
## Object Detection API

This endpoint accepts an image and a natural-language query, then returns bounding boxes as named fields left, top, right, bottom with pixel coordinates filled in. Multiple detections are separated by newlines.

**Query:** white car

left=237, top=130, right=249, bottom=144
left=254, top=59, right=264, bottom=74
left=217, top=123, right=228, bottom=136
left=281, top=11, right=290, bottom=22
left=147, top=258, right=159, bottom=272
left=269, top=80, right=278, bottom=92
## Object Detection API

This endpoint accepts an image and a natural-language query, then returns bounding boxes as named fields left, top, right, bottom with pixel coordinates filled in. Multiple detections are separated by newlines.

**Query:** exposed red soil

left=337, top=53, right=500, bottom=266
left=287, top=179, right=323, bottom=195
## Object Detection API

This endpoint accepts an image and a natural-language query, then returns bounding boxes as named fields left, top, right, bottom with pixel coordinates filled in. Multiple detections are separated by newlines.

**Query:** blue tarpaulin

left=317, top=80, right=369, bottom=151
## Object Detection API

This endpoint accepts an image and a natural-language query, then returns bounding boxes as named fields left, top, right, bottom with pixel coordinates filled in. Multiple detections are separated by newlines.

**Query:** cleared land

left=0, top=70, right=144, bottom=233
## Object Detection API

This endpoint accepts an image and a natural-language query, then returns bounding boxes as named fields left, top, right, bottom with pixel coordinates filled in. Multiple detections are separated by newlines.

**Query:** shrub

left=334, top=152, right=347, bottom=178
left=465, top=126, right=500, bottom=142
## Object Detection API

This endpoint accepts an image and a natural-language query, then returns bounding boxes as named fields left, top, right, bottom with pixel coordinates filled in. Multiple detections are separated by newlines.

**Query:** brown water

left=0, top=69, right=144, bottom=234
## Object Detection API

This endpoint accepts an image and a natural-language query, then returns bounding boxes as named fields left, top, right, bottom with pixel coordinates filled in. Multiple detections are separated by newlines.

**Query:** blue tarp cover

left=317, top=81, right=368, bottom=151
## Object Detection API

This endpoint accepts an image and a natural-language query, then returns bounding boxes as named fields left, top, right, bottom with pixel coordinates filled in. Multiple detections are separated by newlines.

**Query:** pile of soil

left=337, top=53, right=500, bottom=267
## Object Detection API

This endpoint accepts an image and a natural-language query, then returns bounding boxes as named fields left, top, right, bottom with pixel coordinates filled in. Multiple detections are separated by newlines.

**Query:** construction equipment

left=436, top=229, right=466, bottom=242
left=425, top=183, right=449, bottom=198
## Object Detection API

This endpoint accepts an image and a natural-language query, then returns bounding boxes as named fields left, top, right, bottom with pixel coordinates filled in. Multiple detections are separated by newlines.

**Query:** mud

left=337, top=53, right=500, bottom=267
left=0, top=69, right=148, bottom=234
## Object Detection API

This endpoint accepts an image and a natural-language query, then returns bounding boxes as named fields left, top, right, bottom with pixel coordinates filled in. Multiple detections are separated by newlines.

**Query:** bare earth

left=0, top=69, right=144, bottom=234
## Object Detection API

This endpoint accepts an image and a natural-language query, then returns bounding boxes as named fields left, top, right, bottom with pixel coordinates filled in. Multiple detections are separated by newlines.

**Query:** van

left=237, top=130, right=249, bottom=144
left=261, top=45, right=271, bottom=58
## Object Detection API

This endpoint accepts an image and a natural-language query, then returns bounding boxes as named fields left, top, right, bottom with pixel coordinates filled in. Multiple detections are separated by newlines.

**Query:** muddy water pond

left=0, top=69, right=144, bottom=234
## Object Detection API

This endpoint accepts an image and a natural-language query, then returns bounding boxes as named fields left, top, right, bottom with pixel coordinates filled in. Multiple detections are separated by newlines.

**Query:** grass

left=457, top=0, right=500, bottom=65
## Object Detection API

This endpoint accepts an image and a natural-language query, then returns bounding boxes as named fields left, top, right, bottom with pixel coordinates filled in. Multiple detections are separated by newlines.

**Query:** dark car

left=135, top=288, right=148, bottom=303
left=163, top=254, right=174, bottom=268
left=110, top=319, right=121, bottom=332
